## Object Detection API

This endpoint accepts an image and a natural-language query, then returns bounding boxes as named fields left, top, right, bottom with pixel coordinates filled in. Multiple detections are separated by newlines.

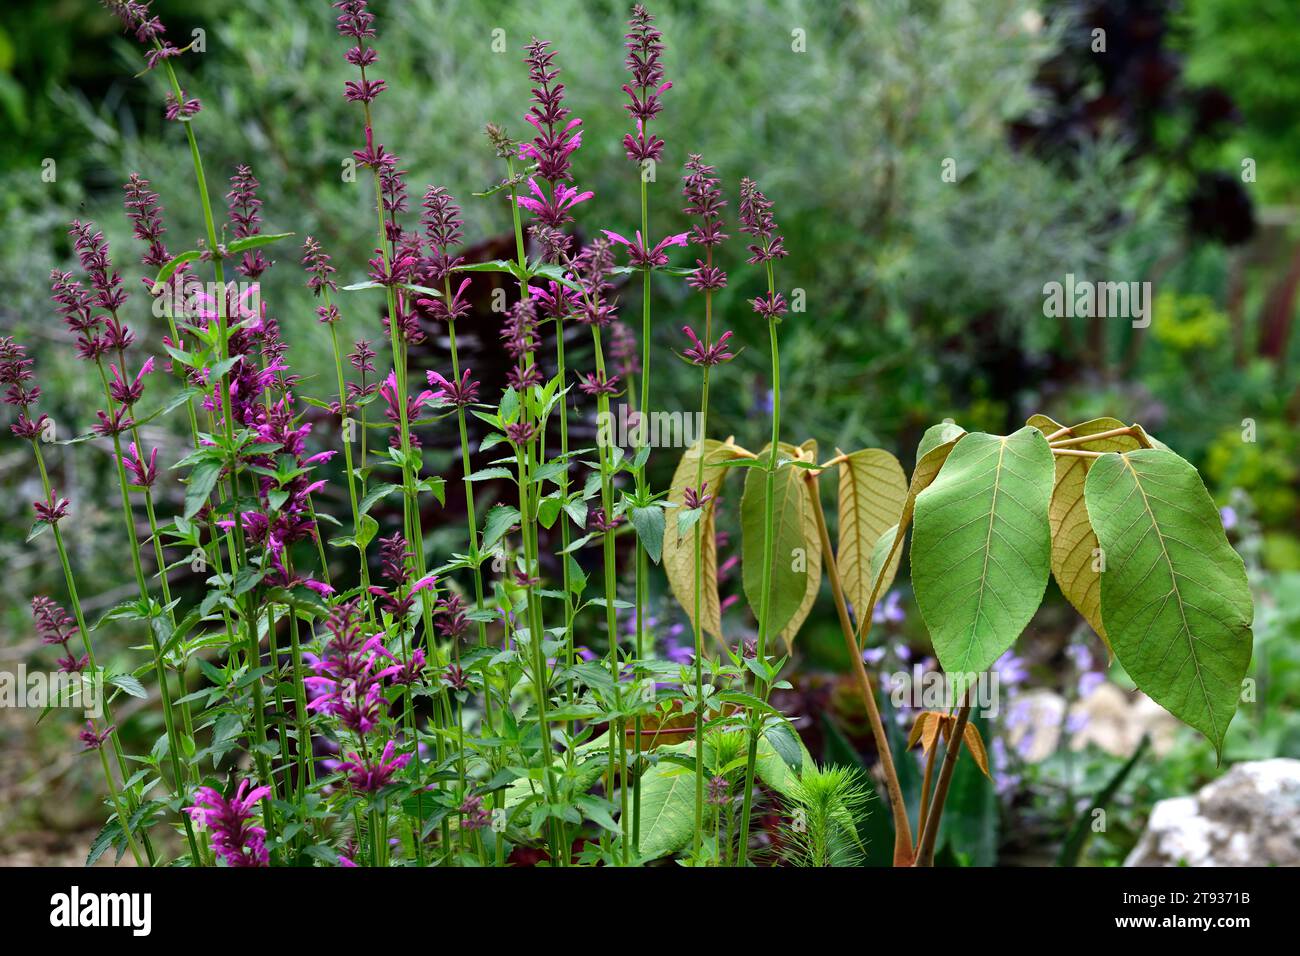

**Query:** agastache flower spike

left=187, top=780, right=271, bottom=867
left=227, top=165, right=268, bottom=278
left=123, top=174, right=174, bottom=271
left=738, top=177, right=788, bottom=264
left=621, top=5, right=671, bottom=164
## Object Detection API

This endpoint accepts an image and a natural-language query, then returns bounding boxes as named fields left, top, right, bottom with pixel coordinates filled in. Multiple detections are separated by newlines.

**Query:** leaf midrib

left=1121, top=456, right=1218, bottom=742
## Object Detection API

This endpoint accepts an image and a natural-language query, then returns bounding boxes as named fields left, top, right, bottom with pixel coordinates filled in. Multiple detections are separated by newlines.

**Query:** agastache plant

left=5, top=2, right=1254, bottom=871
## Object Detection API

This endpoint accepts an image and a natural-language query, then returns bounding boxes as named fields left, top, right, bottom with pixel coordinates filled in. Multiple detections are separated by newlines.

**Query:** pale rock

left=1125, top=759, right=1300, bottom=866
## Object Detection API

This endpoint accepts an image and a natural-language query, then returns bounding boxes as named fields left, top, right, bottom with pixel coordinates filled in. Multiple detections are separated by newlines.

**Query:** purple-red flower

left=122, top=442, right=160, bottom=489
left=680, top=326, right=735, bottom=366
left=339, top=739, right=412, bottom=793
left=79, top=721, right=114, bottom=751
left=34, top=492, right=71, bottom=526
left=427, top=368, right=480, bottom=408
left=601, top=229, right=688, bottom=270
left=187, top=780, right=271, bottom=867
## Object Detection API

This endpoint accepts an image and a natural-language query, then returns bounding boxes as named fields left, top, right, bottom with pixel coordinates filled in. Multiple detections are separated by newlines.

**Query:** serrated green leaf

left=1084, top=449, right=1253, bottom=758
left=630, top=505, right=665, bottom=565
left=911, top=427, right=1055, bottom=680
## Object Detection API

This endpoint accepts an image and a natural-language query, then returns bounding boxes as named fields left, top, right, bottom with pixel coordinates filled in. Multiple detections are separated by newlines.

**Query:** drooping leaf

left=1084, top=449, right=1253, bottom=757
left=836, top=448, right=907, bottom=625
left=742, top=441, right=820, bottom=644
left=855, top=422, right=966, bottom=644
left=911, top=427, right=1055, bottom=680
left=663, top=439, right=745, bottom=640
left=961, top=722, right=991, bottom=780
left=1028, top=414, right=1141, bottom=651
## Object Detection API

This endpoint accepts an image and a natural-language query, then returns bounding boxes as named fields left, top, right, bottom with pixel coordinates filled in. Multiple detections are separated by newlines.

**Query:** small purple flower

left=577, top=371, right=620, bottom=396
left=601, top=229, right=689, bottom=270
left=461, top=794, right=492, bottom=830
left=680, top=326, right=735, bottom=367
left=505, top=421, right=536, bottom=446
left=682, top=484, right=711, bottom=510
left=33, top=492, right=71, bottom=526
left=993, top=650, right=1029, bottom=687
left=164, top=90, right=202, bottom=122
left=122, top=442, right=159, bottom=489
left=1220, top=505, right=1238, bottom=530
left=426, top=368, right=480, bottom=408
left=79, top=721, right=114, bottom=751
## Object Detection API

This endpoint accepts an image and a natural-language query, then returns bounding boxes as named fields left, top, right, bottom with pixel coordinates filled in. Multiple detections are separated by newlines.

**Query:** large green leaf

left=637, top=758, right=697, bottom=861
left=1028, top=414, right=1142, bottom=651
left=662, top=439, right=746, bottom=640
left=837, top=449, right=908, bottom=625
left=911, top=427, right=1055, bottom=678
left=855, top=422, right=966, bottom=644
left=742, top=442, right=819, bottom=641
left=1084, top=449, right=1253, bottom=757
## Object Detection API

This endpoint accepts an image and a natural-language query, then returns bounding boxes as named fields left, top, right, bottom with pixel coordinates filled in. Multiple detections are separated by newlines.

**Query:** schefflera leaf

left=742, top=441, right=821, bottom=645
left=1084, top=449, right=1253, bottom=758
left=1028, top=414, right=1143, bottom=650
left=855, top=421, right=966, bottom=644
left=663, top=438, right=742, bottom=640
left=911, top=426, right=1055, bottom=679
left=836, top=448, right=907, bottom=628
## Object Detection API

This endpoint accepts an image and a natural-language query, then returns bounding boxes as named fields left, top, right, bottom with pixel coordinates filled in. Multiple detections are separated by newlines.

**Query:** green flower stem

left=691, top=280, right=714, bottom=858
left=505, top=158, right=566, bottom=864
left=445, top=312, right=491, bottom=708
left=30, top=442, right=148, bottom=866
left=326, top=315, right=376, bottom=623
left=358, top=90, right=454, bottom=860
left=591, top=327, right=624, bottom=860
left=630, top=175, right=652, bottom=852
left=736, top=262, right=781, bottom=867
left=95, top=362, right=202, bottom=864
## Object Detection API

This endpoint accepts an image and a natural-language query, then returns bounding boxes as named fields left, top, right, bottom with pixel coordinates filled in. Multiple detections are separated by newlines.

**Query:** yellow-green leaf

left=1029, top=414, right=1141, bottom=651
left=837, top=448, right=907, bottom=625
left=662, top=439, right=745, bottom=641
left=742, top=441, right=820, bottom=641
